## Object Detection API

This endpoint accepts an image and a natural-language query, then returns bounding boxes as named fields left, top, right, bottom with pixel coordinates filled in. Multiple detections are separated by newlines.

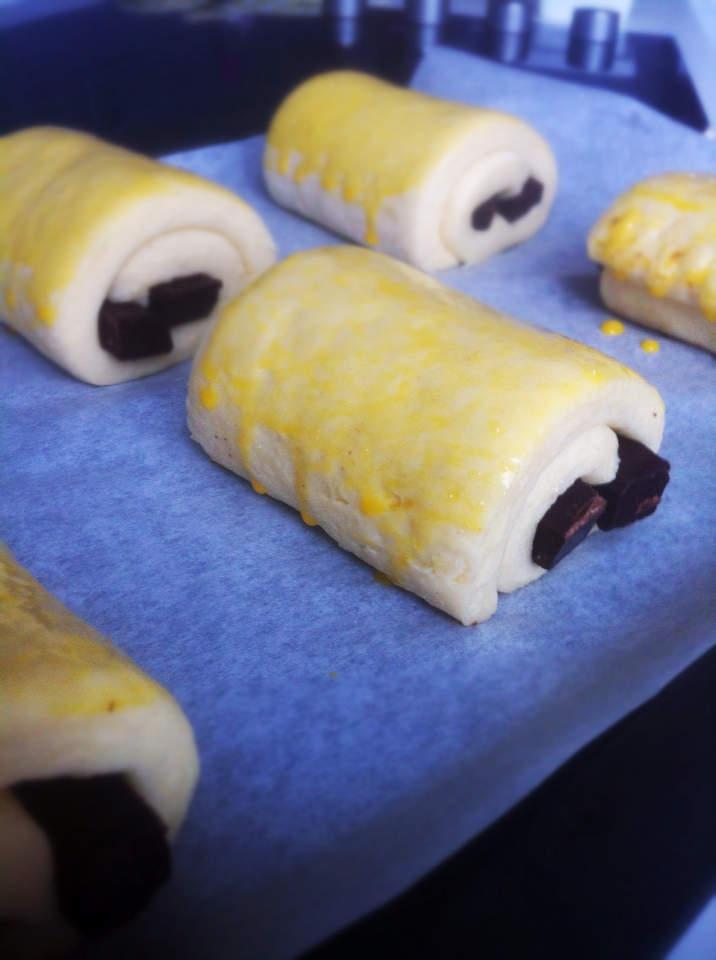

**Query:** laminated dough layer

left=0, top=126, right=276, bottom=384
left=187, top=246, right=665, bottom=626
left=263, top=71, right=557, bottom=271
left=0, top=546, right=199, bottom=956
left=588, top=172, right=716, bottom=353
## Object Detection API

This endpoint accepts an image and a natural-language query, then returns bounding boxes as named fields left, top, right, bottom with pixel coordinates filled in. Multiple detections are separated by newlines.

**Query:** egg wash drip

left=266, top=72, right=542, bottom=248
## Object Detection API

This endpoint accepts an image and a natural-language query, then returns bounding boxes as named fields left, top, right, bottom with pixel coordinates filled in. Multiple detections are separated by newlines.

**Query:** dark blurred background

left=0, top=0, right=711, bottom=154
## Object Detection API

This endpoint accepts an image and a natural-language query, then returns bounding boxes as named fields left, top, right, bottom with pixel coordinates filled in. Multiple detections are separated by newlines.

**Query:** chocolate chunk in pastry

left=12, top=775, right=170, bottom=937
left=148, top=273, right=223, bottom=328
left=595, top=435, right=670, bottom=530
left=532, top=480, right=607, bottom=570
left=98, top=274, right=223, bottom=361
left=98, top=300, right=172, bottom=361
left=472, top=177, right=545, bottom=231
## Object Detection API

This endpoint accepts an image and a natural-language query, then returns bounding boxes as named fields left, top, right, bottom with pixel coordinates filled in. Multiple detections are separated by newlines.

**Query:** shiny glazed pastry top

left=589, top=173, right=716, bottom=313
left=263, top=71, right=557, bottom=270
left=188, top=246, right=666, bottom=625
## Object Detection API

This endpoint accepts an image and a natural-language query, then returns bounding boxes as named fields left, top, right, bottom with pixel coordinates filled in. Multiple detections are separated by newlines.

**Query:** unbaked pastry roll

left=0, top=126, right=276, bottom=385
left=588, top=173, right=716, bottom=353
left=263, top=71, right=557, bottom=271
left=0, top=546, right=199, bottom=957
left=187, top=246, right=668, bottom=626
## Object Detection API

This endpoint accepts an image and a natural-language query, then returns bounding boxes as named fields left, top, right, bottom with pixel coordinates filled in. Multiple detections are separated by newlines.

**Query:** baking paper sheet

left=2, top=48, right=715, bottom=959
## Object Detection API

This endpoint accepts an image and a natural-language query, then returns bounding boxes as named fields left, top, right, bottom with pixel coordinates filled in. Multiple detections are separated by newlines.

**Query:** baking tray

left=2, top=48, right=715, bottom=959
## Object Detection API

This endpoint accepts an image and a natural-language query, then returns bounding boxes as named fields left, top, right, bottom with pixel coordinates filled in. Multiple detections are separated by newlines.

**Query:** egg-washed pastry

left=0, top=546, right=199, bottom=957
left=187, top=246, right=669, bottom=626
left=263, top=71, right=557, bottom=271
left=589, top=173, right=716, bottom=354
left=0, top=126, right=276, bottom=385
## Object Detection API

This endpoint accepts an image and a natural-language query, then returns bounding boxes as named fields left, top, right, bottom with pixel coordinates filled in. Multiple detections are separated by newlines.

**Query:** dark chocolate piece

left=471, top=197, right=499, bottom=231
left=98, top=273, right=222, bottom=361
left=149, top=273, right=222, bottom=328
left=12, top=774, right=170, bottom=937
left=532, top=479, right=607, bottom=570
left=496, top=176, right=544, bottom=223
left=595, top=436, right=670, bottom=531
left=98, top=300, right=172, bottom=361
left=471, top=176, right=544, bottom=232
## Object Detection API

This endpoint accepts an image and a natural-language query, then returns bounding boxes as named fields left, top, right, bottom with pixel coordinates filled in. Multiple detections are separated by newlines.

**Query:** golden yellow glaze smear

left=199, top=385, right=219, bottom=411
left=641, top=338, right=661, bottom=353
left=265, top=71, right=511, bottom=247
left=588, top=173, right=716, bottom=322
left=252, top=480, right=267, bottom=495
left=0, top=546, right=161, bottom=720
left=300, top=511, right=318, bottom=527
left=600, top=318, right=625, bottom=336
left=195, top=247, right=644, bottom=571
left=0, top=126, right=244, bottom=326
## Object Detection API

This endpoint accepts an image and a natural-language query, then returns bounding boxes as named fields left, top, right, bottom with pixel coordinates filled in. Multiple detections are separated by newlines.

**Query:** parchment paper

left=2, top=47, right=714, bottom=959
